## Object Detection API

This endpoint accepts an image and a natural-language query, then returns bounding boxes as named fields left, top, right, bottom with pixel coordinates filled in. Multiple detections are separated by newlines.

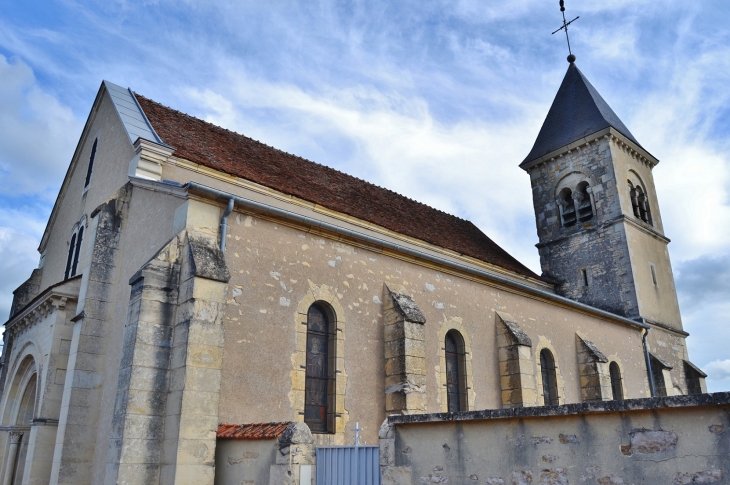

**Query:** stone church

left=0, top=60, right=710, bottom=485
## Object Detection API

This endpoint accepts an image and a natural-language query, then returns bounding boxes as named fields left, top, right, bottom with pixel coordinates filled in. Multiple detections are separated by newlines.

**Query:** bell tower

left=521, top=61, right=683, bottom=333
left=520, top=60, right=708, bottom=395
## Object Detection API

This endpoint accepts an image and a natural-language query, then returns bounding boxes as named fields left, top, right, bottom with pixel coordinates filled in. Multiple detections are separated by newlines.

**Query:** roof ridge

left=134, top=94, right=469, bottom=223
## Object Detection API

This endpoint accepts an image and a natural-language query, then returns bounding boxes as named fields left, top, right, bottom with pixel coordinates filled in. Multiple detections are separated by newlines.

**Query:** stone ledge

left=388, top=392, right=730, bottom=425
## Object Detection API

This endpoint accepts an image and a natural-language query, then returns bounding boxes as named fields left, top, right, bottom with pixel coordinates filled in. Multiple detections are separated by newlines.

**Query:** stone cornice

left=128, top=139, right=176, bottom=181
left=521, top=127, right=659, bottom=172
left=4, top=277, right=80, bottom=337
left=536, top=215, right=670, bottom=249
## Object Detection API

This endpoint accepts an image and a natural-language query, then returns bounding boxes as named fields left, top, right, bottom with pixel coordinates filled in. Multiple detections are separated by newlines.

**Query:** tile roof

left=217, top=422, right=292, bottom=440
left=521, top=63, right=643, bottom=167
left=135, top=95, right=540, bottom=280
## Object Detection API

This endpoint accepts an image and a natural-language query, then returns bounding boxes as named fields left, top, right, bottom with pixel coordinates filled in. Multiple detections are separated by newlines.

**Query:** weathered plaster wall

left=385, top=394, right=730, bottom=485
left=39, top=92, right=136, bottom=293
left=217, top=207, right=650, bottom=446
left=214, top=439, right=278, bottom=485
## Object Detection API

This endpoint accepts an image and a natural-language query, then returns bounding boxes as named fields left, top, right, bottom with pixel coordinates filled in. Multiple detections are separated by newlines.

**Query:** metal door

left=315, top=446, right=381, bottom=485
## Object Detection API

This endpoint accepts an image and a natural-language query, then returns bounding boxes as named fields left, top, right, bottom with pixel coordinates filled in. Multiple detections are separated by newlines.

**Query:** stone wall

left=380, top=393, right=730, bottom=485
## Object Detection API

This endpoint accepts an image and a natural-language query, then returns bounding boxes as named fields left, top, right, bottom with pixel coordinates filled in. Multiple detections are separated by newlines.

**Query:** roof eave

left=520, top=127, right=660, bottom=172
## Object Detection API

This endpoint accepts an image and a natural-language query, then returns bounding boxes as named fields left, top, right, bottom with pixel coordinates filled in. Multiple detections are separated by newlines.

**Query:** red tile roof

left=135, top=95, right=539, bottom=279
left=217, top=422, right=292, bottom=440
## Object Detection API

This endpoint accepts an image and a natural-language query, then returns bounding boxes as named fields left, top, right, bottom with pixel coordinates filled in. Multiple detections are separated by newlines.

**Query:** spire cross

left=551, top=0, right=579, bottom=63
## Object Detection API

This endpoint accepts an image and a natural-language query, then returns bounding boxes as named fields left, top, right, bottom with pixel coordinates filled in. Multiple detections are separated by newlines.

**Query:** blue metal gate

left=315, top=446, right=381, bottom=485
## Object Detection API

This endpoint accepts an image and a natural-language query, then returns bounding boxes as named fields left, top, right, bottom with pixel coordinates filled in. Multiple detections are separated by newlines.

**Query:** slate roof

left=134, top=95, right=540, bottom=279
left=521, top=63, right=642, bottom=167
left=217, top=422, right=292, bottom=440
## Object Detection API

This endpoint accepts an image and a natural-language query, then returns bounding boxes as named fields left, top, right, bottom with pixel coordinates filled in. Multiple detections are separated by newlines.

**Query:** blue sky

left=0, top=0, right=729, bottom=390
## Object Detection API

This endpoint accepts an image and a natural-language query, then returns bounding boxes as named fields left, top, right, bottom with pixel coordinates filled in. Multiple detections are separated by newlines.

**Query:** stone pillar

left=496, top=312, right=536, bottom=408
left=378, top=420, right=411, bottom=485
left=2, top=431, right=23, bottom=485
left=160, top=233, right=229, bottom=485
left=51, top=187, right=131, bottom=485
left=575, top=334, right=611, bottom=402
left=105, top=235, right=182, bottom=485
left=382, top=284, right=427, bottom=415
left=270, top=423, right=314, bottom=485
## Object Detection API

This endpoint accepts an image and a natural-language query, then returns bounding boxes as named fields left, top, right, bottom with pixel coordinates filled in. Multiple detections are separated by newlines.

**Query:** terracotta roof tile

left=217, top=422, right=292, bottom=440
left=135, top=95, right=540, bottom=279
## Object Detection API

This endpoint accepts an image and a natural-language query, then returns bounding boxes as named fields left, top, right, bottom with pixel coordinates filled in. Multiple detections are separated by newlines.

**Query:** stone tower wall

left=527, top=135, right=639, bottom=318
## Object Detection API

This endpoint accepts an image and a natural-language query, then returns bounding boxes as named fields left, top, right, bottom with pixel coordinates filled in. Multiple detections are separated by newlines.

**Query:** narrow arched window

left=445, top=330, right=467, bottom=412
left=84, top=138, right=98, bottom=188
left=71, top=225, right=84, bottom=277
left=628, top=182, right=641, bottom=218
left=609, top=362, right=623, bottom=400
left=575, top=182, right=593, bottom=222
left=64, top=233, right=77, bottom=280
left=557, top=188, right=576, bottom=227
left=540, top=349, right=559, bottom=406
left=304, top=304, right=334, bottom=433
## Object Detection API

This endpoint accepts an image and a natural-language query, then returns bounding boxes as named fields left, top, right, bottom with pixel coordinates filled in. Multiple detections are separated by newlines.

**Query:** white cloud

left=704, top=359, right=730, bottom=393
left=0, top=54, right=81, bottom=197
left=0, top=226, right=41, bottom=322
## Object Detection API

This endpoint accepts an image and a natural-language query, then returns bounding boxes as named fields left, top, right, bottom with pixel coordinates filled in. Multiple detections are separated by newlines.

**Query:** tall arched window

left=540, top=349, right=559, bottom=406
left=609, top=362, right=623, bottom=400
left=575, top=182, right=593, bottom=222
left=304, top=303, right=334, bottom=433
left=445, top=330, right=467, bottom=412
left=64, top=232, right=77, bottom=280
left=557, top=188, right=576, bottom=227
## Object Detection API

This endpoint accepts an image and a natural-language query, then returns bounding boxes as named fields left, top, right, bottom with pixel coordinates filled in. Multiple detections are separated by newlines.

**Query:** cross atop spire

left=552, top=0, right=579, bottom=63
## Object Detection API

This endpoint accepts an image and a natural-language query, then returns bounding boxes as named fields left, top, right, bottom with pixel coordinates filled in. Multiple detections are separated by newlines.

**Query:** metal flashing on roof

left=103, top=81, right=164, bottom=146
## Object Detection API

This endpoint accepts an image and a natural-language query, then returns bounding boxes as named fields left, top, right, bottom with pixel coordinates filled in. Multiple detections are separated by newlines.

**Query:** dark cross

left=552, top=0, right=579, bottom=63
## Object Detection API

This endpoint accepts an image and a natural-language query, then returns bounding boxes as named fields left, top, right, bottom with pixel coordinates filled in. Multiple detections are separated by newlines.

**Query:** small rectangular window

left=580, top=268, right=589, bottom=287
left=650, top=263, right=658, bottom=287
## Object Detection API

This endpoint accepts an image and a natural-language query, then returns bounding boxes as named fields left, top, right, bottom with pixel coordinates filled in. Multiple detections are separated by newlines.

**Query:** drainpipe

left=642, top=327, right=656, bottom=397
left=219, top=198, right=234, bottom=252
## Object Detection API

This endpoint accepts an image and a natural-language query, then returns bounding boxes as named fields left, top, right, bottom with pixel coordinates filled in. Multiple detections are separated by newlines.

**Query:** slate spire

left=521, top=63, right=642, bottom=167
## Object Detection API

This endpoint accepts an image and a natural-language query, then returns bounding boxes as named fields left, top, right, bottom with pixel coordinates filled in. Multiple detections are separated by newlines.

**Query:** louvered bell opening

left=563, top=205, right=577, bottom=226
left=578, top=199, right=593, bottom=222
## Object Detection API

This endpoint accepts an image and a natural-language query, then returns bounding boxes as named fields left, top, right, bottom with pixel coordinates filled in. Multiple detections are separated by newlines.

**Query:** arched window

left=64, top=224, right=85, bottom=280
left=84, top=138, right=98, bottom=188
left=557, top=188, right=576, bottom=227
left=64, top=232, right=77, bottom=280
left=575, top=182, right=593, bottom=222
left=540, top=349, right=559, bottom=406
left=304, top=303, right=334, bottom=433
left=609, top=362, right=623, bottom=400
left=16, top=374, right=37, bottom=425
left=445, top=330, right=467, bottom=412
left=629, top=182, right=652, bottom=225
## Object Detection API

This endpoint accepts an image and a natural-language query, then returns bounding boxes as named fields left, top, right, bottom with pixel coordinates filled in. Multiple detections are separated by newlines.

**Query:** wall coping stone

left=388, top=392, right=730, bottom=425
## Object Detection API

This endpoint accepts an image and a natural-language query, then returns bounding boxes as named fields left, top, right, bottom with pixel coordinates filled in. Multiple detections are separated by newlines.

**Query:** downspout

left=219, top=198, right=234, bottom=252
left=642, top=327, right=656, bottom=397
left=184, top=182, right=650, bottom=333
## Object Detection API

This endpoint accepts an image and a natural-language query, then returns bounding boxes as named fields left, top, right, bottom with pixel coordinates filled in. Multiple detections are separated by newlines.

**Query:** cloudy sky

left=0, top=0, right=728, bottom=390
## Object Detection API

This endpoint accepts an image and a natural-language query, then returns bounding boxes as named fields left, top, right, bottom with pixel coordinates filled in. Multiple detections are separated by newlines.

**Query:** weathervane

left=551, top=0, right=579, bottom=63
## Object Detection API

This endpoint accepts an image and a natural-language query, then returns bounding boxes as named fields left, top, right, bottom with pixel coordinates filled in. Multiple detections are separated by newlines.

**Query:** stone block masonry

left=105, top=231, right=229, bottom=485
